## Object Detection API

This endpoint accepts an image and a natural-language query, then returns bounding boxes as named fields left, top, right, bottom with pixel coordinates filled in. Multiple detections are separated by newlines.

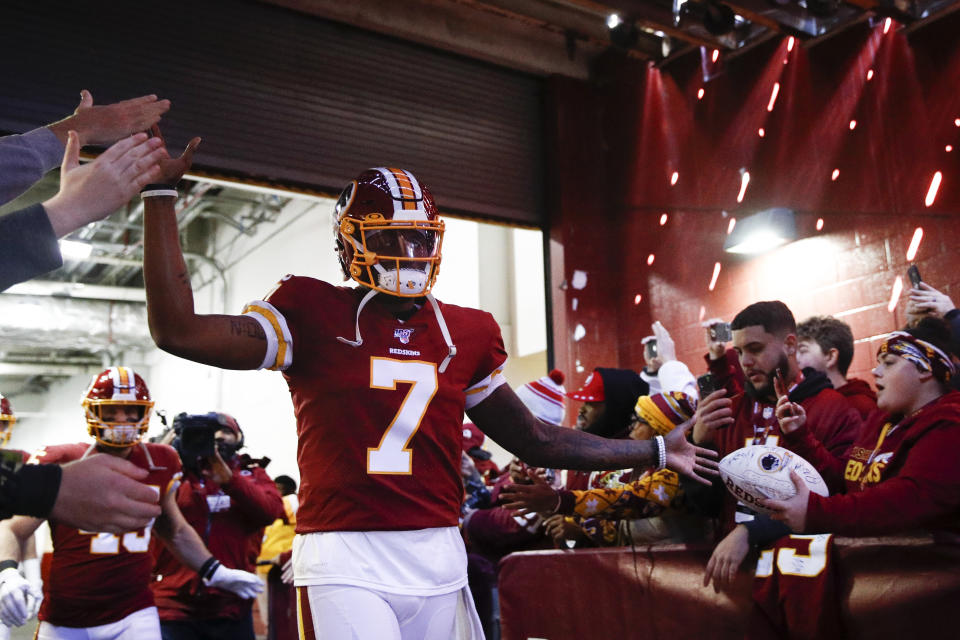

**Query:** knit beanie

left=515, top=369, right=566, bottom=426
left=634, top=391, right=697, bottom=435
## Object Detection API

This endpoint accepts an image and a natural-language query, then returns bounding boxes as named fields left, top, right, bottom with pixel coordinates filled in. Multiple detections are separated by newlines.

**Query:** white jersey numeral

left=83, top=485, right=158, bottom=554
left=755, top=533, right=832, bottom=578
left=367, top=358, right=439, bottom=474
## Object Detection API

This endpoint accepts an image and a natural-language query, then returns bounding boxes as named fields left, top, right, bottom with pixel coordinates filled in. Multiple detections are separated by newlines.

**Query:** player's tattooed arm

left=468, top=385, right=718, bottom=485
left=230, top=318, right=266, bottom=340
left=141, top=132, right=267, bottom=370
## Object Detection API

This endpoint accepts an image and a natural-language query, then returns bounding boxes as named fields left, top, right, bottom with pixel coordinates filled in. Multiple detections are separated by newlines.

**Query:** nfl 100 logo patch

left=394, top=328, right=414, bottom=344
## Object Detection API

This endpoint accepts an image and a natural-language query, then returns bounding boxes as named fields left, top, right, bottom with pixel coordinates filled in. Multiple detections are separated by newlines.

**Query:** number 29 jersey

left=243, top=277, right=507, bottom=534
left=29, top=443, right=182, bottom=627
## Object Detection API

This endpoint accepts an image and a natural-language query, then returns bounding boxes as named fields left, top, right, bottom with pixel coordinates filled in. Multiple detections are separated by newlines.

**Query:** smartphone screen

left=697, top=373, right=716, bottom=397
left=645, top=339, right=658, bottom=359
left=710, top=322, right=732, bottom=343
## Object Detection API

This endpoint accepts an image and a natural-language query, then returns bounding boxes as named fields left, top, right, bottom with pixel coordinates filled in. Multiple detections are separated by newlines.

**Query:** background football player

left=0, top=394, right=16, bottom=448
left=0, top=367, right=263, bottom=640
left=141, top=135, right=718, bottom=639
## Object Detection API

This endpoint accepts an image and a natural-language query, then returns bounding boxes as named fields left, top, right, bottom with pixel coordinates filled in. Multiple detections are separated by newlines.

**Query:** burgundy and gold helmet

left=0, top=393, right=16, bottom=447
left=333, top=167, right=444, bottom=298
left=81, top=367, right=154, bottom=447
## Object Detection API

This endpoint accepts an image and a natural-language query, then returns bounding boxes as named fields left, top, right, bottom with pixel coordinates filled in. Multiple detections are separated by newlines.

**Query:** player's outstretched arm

left=142, top=131, right=267, bottom=370
left=467, top=385, right=718, bottom=485
left=154, top=488, right=263, bottom=599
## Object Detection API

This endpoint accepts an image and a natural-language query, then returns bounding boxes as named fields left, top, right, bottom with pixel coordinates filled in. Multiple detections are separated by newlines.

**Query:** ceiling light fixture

left=723, top=207, right=796, bottom=254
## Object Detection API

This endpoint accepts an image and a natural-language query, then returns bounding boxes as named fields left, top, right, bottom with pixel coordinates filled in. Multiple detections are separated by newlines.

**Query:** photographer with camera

left=152, top=412, right=283, bottom=640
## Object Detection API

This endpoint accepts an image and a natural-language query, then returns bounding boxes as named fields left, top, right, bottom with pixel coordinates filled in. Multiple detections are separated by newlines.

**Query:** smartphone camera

left=644, top=339, right=658, bottom=359
left=709, top=322, right=732, bottom=343
left=697, top=373, right=717, bottom=397
left=907, top=265, right=922, bottom=288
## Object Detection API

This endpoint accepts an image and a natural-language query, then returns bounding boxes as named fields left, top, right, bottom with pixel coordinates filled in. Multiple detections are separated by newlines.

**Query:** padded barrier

left=498, top=536, right=960, bottom=639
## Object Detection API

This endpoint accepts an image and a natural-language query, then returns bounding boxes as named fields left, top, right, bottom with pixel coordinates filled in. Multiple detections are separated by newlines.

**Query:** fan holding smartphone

left=906, top=265, right=958, bottom=326
left=640, top=322, right=698, bottom=398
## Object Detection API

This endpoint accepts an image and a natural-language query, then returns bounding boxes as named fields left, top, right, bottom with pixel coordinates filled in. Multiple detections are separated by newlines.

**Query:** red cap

left=566, top=370, right=604, bottom=402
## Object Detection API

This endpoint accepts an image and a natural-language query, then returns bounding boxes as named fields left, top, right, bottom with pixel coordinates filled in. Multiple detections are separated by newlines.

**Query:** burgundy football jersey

left=31, top=443, right=182, bottom=627
left=243, top=277, right=507, bottom=533
left=750, top=534, right=843, bottom=640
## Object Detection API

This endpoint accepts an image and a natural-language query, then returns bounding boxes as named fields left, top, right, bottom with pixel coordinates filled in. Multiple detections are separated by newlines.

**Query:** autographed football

left=719, top=445, right=828, bottom=515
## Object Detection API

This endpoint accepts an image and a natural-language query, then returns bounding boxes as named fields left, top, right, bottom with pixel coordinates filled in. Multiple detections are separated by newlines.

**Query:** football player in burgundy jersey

left=0, top=367, right=263, bottom=640
left=141, top=137, right=718, bottom=639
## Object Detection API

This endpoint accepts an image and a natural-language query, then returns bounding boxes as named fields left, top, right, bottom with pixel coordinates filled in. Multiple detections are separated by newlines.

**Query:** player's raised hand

left=500, top=472, right=559, bottom=516
left=665, top=418, right=719, bottom=486
left=149, top=125, right=201, bottom=186
left=51, top=454, right=162, bottom=534
left=0, top=567, right=41, bottom=627
left=759, top=470, right=809, bottom=532
left=204, top=564, right=264, bottom=599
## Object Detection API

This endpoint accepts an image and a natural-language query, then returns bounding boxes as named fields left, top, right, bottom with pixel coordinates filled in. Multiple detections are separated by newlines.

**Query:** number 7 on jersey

left=367, top=358, right=439, bottom=474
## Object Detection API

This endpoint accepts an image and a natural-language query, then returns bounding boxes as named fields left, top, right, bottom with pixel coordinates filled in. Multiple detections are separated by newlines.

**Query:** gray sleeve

left=0, top=128, right=65, bottom=205
left=0, top=204, right=63, bottom=291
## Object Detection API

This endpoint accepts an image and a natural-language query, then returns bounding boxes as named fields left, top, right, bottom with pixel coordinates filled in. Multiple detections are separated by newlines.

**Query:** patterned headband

left=879, top=331, right=956, bottom=383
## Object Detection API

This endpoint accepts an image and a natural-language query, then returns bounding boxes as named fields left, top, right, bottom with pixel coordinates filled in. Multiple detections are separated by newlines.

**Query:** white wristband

left=655, top=435, right=666, bottom=470
left=140, top=189, right=178, bottom=199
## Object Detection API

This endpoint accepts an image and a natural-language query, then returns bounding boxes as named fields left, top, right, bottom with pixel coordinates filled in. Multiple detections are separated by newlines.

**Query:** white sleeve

left=463, top=361, right=508, bottom=410
left=241, top=300, right=293, bottom=371
left=656, top=360, right=699, bottom=399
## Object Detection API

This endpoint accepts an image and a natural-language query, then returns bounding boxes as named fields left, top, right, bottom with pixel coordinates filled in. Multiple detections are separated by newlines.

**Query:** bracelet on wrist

left=140, top=189, right=178, bottom=200
left=0, top=560, right=18, bottom=573
left=655, top=435, right=667, bottom=470
left=198, top=556, right=221, bottom=580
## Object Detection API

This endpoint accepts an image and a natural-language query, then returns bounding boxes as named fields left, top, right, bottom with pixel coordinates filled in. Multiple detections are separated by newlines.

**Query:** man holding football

left=140, top=136, right=718, bottom=639
left=691, top=300, right=861, bottom=591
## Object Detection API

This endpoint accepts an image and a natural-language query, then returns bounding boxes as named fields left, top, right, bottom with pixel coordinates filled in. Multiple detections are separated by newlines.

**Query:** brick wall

left=545, top=17, right=960, bottom=405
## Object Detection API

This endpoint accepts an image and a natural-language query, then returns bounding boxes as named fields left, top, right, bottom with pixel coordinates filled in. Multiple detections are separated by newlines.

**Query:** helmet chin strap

left=336, top=288, right=380, bottom=347
left=426, top=293, right=457, bottom=373
left=336, top=289, right=457, bottom=374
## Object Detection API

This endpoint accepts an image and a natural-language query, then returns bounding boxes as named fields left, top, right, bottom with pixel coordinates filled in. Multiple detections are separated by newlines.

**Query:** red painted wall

left=546, top=15, right=960, bottom=403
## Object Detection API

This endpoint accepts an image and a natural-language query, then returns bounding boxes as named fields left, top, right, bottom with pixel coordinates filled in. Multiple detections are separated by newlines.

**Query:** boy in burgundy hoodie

left=796, top=315, right=878, bottom=421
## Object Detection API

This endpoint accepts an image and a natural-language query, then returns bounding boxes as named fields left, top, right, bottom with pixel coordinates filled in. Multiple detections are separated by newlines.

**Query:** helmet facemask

left=82, top=367, right=154, bottom=449
left=339, top=214, right=444, bottom=298
left=84, top=399, right=154, bottom=448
